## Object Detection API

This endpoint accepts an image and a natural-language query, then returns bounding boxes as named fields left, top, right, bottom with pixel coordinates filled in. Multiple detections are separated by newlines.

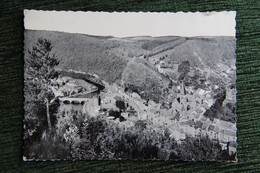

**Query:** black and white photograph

left=23, top=10, right=237, bottom=161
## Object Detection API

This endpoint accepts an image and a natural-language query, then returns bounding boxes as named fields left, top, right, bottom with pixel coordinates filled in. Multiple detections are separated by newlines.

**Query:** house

left=172, top=81, right=192, bottom=118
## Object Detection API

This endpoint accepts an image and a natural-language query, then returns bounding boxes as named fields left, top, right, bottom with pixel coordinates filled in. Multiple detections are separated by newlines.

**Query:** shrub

left=177, top=135, right=224, bottom=161
left=52, top=110, right=233, bottom=161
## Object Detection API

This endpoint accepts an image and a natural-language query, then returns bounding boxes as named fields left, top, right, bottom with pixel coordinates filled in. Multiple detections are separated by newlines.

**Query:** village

left=50, top=68, right=236, bottom=155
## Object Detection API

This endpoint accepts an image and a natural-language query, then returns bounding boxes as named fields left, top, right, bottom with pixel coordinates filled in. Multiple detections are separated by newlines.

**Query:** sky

left=24, top=10, right=236, bottom=37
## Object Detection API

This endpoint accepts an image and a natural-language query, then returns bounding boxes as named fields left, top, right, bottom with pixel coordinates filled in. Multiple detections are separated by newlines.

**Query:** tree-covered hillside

left=24, top=30, right=235, bottom=85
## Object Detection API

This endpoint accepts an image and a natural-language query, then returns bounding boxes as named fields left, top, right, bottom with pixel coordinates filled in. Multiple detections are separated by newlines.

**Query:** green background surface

left=0, top=0, right=259, bottom=172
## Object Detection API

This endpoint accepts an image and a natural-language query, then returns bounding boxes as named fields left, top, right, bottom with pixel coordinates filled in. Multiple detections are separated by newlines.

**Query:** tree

left=116, top=100, right=126, bottom=111
left=203, top=87, right=226, bottom=121
left=24, top=38, right=59, bottom=147
left=178, top=60, right=190, bottom=80
left=177, top=135, right=224, bottom=161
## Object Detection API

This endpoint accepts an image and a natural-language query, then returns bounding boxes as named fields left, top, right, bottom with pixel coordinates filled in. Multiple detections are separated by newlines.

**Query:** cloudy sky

left=24, top=10, right=236, bottom=37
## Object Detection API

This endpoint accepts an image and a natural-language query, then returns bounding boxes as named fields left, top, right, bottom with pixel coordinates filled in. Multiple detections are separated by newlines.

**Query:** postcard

left=23, top=10, right=237, bottom=161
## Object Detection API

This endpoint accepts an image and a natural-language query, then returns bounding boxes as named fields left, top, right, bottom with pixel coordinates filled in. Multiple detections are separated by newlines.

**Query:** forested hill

left=24, top=30, right=236, bottom=84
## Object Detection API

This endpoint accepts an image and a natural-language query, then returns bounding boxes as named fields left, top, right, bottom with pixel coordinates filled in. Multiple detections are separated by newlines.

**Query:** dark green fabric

left=0, top=0, right=259, bottom=172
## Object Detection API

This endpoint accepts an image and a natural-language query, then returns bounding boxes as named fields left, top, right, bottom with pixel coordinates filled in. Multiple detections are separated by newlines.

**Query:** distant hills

left=24, top=30, right=236, bottom=89
left=24, top=30, right=147, bottom=83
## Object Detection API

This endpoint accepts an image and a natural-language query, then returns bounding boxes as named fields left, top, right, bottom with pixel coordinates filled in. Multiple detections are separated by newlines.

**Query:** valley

left=24, top=30, right=237, bottom=160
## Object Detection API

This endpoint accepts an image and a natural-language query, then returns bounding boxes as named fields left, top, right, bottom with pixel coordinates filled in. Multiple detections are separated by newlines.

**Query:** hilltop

left=24, top=30, right=235, bottom=85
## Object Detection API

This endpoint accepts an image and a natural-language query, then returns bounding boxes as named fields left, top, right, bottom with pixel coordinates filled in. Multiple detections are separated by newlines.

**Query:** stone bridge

left=58, top=89, right=101, bottom=105
left=59, top=97, right=90, bottom=104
